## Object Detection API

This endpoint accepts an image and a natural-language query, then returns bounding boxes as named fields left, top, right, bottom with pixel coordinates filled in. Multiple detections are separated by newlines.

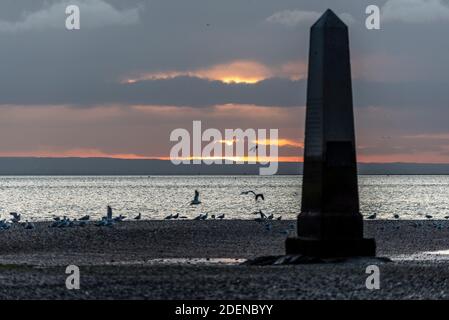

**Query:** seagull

left=217, top=214, right=225, bottom=220
left=393, top=214, right=400, bottom=219
left=276, top=216, right=282, bottom=221
left=249, top=143, right=258, bottom=153
left=366, top=213, right=377, bottom=220
left=79, top=215, right=90, bottom=221
left=211, top=215, right=216, bottom=219
left=0, top=220, right=11, bottom=230
left=425, top=214, right=433, bottom=219
left=24, top=220, right=35, bottom=230
left=107, top=206, right=113, bottom=220
left=105, top=219, right=115, bottom=227
left=164, top=214, right=173, bottom=220
left=241, top=191, right=264, bottom=201
left=445, top=216, right=449, bottom=219
left=134, top=213, right=141, bottom=220
left=267, top=213, right=274, bottom=220
left=252, top=210, right=267, bottom=219
left=190, top=190, right=201, bottom=205
left=113, top=215, right=126, bottom=222
left=50, top=221, right=60, bottom=228
left=194, top=213, right=208, bottom=220
left=9, top=212, right=21, bottom=223
left=78, top=220, right=88, bottom=227
left=95, top=217, right=114, bottom=227
left=172, top=213, right=179, bottom=219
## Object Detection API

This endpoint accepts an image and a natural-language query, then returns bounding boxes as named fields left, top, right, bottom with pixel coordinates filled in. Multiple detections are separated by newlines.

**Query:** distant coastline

left=0, top=157, right=448, bottom=175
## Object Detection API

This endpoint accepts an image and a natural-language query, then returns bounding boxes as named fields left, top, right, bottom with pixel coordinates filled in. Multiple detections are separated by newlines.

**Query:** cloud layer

left=0, top=0, right=140, bottom=32
left=266, top=9, right=355, bottom=27
left=382, top=0, right=449, bottom=23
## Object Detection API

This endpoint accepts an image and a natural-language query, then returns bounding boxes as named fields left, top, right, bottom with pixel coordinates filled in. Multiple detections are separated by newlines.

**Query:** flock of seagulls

left=366, top=213, right=449, bottom=220
left=6, top=188, right=449, bottom=233
left=0, top=213, right=35, bottom=230
left=365, top=212, right=449, bottom=231
left=0, top=189, right=278, bottom=231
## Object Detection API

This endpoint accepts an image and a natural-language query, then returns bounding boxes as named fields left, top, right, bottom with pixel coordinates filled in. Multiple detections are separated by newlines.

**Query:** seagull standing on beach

left=79, top=215, right=90, bottom=221
left=241, top=191, right=264, bottom=201
left=425, top=214, right=433, bottom=219
left=190, top=190, right=201, bottom=205
left=10, top=212, right=21, bottom=223
left=193, top=213, right=208, bottom=220
left=0, top=220, right=11, bottom=230
left=113, top=215, right=126, bottom=222
left=366, top=213, right=377, bottom=220
left=217, top=214, right=225, bottom=220
left=107, top=206, right=113, bottom=220
left=24, top=220, right=35, bottom=230
left=252, top=210, right=267, bottom=219
left=134, top=213, right=141, bottom=220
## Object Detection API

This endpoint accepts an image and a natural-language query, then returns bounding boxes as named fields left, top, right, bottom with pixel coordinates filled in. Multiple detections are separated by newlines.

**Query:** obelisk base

left=285, top=237, right=376, bottom=258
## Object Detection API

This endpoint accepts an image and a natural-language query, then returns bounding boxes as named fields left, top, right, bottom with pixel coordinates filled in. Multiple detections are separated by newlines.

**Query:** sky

left=0, top=0, right=448, bottom=163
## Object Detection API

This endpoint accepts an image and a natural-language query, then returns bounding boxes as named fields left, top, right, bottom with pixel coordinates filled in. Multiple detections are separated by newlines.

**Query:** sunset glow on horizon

left=121, top=59, right=306, bottom=84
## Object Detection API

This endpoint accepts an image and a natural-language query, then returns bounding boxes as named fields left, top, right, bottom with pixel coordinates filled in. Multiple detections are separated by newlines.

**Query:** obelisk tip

left=312, top=9, right=347, bottom=29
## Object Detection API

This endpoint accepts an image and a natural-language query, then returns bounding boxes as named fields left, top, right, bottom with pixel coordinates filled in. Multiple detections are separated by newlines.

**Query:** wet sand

left=0, top=220, right=448, bottom=299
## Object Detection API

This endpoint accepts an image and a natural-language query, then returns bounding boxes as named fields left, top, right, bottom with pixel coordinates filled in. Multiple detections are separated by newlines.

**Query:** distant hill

left=0, top=158, right=447, bottom=175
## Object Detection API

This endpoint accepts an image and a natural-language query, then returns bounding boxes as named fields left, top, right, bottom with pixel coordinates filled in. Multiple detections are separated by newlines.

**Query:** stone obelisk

left=286, top=9, right=375, bottom=257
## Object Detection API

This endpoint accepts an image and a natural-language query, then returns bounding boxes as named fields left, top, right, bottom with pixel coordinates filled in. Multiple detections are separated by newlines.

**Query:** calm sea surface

left=0, top=175, right=447, bottom=221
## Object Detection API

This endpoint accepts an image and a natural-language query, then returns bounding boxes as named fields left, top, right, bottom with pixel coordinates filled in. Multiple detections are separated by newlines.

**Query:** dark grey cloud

left=1, top=74, right=447, bottom=110
left=0, top=0, right=447, bottom=109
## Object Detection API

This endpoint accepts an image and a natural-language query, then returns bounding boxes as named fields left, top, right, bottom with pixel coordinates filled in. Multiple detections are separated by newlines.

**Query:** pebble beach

left=0, top=219, right=448, bottom=299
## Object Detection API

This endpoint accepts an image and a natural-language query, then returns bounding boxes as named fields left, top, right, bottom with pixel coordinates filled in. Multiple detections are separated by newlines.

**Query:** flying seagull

left=241, top=191, right=264, bottom=201
left=190, top=190, right=201, bottom=205
left=249, top=143, right=258, bottom=153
